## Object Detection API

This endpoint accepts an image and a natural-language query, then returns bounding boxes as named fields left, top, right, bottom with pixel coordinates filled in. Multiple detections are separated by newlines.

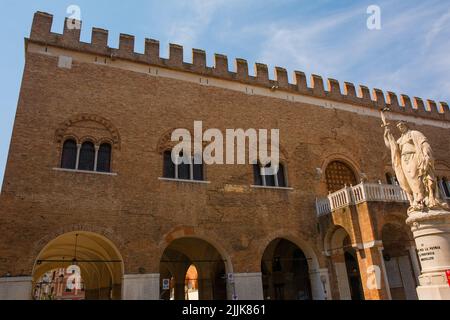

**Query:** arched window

left=163, top=150, right=204, bottom=181
left=193, top=161, right=204, bottom=181
left=386, top=173, right=392, bottom=185
left=178, top=152, right=190, bottom=180
left=253, top=163, right=287, bottom=188
left=97, top=143, right=112, bottom=173
left=78, top=142, right=95, bottom=171
left=61, top=139, right=77, bottom=169
left=385, top=173, right=398, bottom=185
left=60, top=140, right=114, bottom=173
left=163, top=151, right=176, bottom=179
left=325, top=161, right=357, bottom=193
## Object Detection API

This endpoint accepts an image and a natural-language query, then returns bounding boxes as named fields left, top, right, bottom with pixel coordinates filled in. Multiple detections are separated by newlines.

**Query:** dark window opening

left=386, top=173, right=399, bottom=185
left=163, top=151, right=176, bottom=179
left=277, top=164, right=286, bottom=187
left=386, top=173, right=393, bottom=185
left=178, top=163, right=190, bottom=180
left=443, top=177, right=450, bottom=198
left=193, top=163, right=204, bottom=181
left=163, top=150, right=204, bottom=181
left=61, top=139, right=77, bottom=169
left=344, top=251, right=364, bottom=300
left=265, top=172, right=276, bottom=187
left=253, top=164, right=263, bottom=186
left=253, top=163, right=287, bottom=187
left=178, top=152, right=191, bottom=180
left=97, top=143, right=112, bottom=172
left=78, top=142, right=95, bottom=171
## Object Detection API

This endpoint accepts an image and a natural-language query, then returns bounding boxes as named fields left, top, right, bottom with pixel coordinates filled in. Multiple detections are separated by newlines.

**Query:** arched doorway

left=325, top=161, right=358, bottom=193
left=32, top=232, right=123, bottom=300
left=327, top=227, right=364, bottom=300
left=261, top=238, right=312, bottom=300
left=185, top=265, right=199, bottom=300
left=381, top=223, right=418, bottom=300
left=344, top=250, right=364, bottom=300
left=160, top=238, right=228, bottom=300
left=34, top=266, right=86, bottom=300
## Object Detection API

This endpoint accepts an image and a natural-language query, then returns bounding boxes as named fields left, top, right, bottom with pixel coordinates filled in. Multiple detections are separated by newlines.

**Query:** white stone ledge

left=53, top=168, right=118, bottom=176
left=251, top=185, right=294, bottom=191
left=158, top=177, right=211, bottom=185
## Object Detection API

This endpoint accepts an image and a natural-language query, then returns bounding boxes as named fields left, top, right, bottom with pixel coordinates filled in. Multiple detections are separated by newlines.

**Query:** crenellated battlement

left=28, top=12, right=450, bottom=121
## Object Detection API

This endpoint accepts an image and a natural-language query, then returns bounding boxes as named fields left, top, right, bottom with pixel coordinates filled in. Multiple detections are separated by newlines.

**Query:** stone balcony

left=316, top=182, right=409, bottom=217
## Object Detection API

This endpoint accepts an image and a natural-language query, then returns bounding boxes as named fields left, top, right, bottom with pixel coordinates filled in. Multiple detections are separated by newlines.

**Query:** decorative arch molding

left=158, top=226, right=234, bottom=274
left=323, top=224, right=357, bottom=255
left=79, top=135, right=98, bottom=145
left=60, top=134, right=80, bottom=144
left=157, top=128, right=289, bottom=160
left=29, top=224, right=126, bottom=269
left=98, top=138, right=115, bottom=146
left=320, top=153, right=361, bottom=182
left=249, top=143, right=289, bottom=165
left=276, top=144, right=289, bottom=161
left=378, top=214, right=413, bottom=241
left=55, top=114, right=121, bottom=150
left=156, top=128, right=187, bottom=154
left=435, top=160, right=450, bottom=173
left=380, top=221, right=415, bottom=254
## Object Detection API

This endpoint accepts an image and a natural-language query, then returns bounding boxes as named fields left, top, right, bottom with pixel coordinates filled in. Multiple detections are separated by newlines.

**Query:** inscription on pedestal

left=417, top=245, right=441, bottom=262
left=414, top=233, right=449, bottom=273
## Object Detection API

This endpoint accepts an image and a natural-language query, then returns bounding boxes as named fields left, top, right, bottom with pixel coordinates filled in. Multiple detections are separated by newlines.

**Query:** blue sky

left=0, top=0, right=449, bottom=186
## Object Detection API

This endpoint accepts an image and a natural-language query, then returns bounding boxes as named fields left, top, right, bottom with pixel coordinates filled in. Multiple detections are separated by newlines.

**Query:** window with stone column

left=60, top=138, right=112, bottom=173
left=55, top=114, right=120, bottom=174
left=439, top=177, right=450, bottom=199
left=163, top=150, right=204, bottom=181
left=253, top=162, right=287, bottom=188
left=61, top=139, right=77, bottom=170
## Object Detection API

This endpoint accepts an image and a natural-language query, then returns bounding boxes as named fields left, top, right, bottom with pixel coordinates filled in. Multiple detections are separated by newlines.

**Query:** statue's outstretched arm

left=384, top=126, right=395, bottom=149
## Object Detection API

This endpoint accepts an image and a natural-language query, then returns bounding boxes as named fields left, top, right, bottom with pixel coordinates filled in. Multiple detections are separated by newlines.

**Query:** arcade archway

left=160, top=238, right=228, bottom=300
left=327, top=227, right=364, bottom=300
left=261, top=238, right=313, bottom=300
left=32, top=232, right=123, bottom=300
left=381, top=223, right=418, bottom=300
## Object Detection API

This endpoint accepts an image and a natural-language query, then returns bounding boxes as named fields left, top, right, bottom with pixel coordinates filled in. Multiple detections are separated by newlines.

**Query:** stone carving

left=55, top=114, right=121, bottom=149
left=381, top=109, right=449, bottom=214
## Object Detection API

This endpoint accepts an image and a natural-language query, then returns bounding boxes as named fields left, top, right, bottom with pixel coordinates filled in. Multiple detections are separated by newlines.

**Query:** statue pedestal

left=406, top=210, right=450, bottom=300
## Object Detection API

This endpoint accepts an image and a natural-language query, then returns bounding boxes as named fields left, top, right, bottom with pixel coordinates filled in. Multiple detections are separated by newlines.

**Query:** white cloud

left=258, top=6, right=364, bottom=76
left=255, top=1, right=450, bottom=102
left=166, top=0, right=233, bottom=46
left=425, top=9, right=450, bottom=50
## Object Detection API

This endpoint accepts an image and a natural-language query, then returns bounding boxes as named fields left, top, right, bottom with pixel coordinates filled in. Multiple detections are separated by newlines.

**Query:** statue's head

left=396, top=121, right=409, bottom=134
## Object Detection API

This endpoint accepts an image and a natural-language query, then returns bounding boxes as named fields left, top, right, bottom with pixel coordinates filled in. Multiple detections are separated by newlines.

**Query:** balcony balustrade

left=316, top=182, right=409, bottom=217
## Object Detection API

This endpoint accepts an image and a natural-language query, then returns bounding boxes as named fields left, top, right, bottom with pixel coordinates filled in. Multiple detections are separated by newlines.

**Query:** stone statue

left=381, top=109, right=449, bottom=214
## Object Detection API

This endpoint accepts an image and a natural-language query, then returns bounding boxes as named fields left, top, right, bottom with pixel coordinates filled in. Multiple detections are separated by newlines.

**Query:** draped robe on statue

left=396, top=130, right=431, bottom=201
left=385, top=129, right=414, bottom=204
left=385, top=127, right=446, bottom=210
